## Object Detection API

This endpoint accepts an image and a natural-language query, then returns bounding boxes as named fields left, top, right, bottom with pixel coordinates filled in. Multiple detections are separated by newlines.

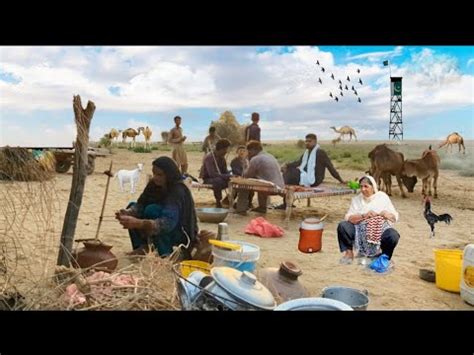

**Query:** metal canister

left=217, top=223, right=229, bottom=241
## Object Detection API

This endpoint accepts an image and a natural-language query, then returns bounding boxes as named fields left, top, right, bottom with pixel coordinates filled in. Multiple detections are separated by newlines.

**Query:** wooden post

left=94, top=160, right=113, bottom=240
left=57, top=95, right=95, bottom=267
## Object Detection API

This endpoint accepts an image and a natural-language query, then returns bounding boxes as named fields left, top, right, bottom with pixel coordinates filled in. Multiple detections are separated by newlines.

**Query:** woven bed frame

left=227, top=178, right=354, bottom=223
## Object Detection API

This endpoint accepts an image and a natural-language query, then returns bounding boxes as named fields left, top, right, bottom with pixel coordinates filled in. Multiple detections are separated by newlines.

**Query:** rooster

left=424, top=196, right=453, bottom=238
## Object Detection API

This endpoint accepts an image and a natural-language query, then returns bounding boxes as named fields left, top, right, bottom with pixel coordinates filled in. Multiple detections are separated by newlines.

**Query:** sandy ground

left=2, top=144, right=473, bottom=310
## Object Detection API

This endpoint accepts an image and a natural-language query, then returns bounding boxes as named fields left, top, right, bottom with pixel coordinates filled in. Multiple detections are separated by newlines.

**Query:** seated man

left=235, top=141, right=285, bottom=214
left=230, top=145, right=253, bottom=208
left=278, top=133, right=346, bottom=209
left=201, top=138, right=232, bottom=208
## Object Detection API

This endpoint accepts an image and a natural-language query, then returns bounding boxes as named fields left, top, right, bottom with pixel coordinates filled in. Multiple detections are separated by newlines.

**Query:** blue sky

left=1, top=46, right=472, bottom=146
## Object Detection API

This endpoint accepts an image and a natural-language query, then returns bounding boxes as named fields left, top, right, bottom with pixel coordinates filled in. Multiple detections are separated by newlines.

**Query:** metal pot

left=321, top=286, right=369, bottom=311
left=204, top=267, right=276, bottom=310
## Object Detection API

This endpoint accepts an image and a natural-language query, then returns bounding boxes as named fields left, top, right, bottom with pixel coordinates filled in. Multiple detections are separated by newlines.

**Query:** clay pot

left=72, top=240, right=118, bottom=272
left=258, top=261, right=309, bottom=303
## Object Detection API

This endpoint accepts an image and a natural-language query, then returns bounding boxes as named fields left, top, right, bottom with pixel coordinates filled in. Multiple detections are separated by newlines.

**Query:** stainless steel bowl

left=196, top=208, right=229, bottom=223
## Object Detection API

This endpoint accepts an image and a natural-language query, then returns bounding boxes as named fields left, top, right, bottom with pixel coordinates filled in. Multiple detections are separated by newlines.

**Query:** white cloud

left=1, top=46, right=472, bottom=143
left=346, top=46, right=403, bottom=62
left=468, top=58, right=474, bottom=67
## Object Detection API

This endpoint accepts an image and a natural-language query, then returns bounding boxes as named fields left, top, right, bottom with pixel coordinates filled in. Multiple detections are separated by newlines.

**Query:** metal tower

left=389, top=77, right=403, bottom=141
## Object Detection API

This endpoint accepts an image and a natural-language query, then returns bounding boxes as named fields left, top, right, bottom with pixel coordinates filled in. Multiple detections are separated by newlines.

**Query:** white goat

left=114, top=163, right=144, bottom=193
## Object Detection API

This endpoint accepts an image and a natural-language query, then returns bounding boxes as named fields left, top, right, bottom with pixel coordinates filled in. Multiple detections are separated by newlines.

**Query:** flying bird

left=359, top=78, right=363, bottom=85
left=358, top=97, right=361, bottom=103
left=345, top=85, right=349, bottom=90
left=354, top=90, right=358, bottom=96
left=339, top=85, right=343, bottom=90
left=357, top=68, right=360, bottom=73
left=335, top=97, right=339, bottom=102
left=340, top=91, right=344, bottom=96
left=331, top=73, right=335, bottom=79
left=318, top=77, right=322, bottom=84
left=424, top=196, right=453, bottom=238
left=321, top=67, right=325, bottom=73
left=351, top=85, right=355, bottom=91
left=329, top=92, right=333, bottom=98
left=338, top=79, right=342, bottom=85
left=316, top=60, right=320, bottom=65
left=346, top=76, right=350, bottom=81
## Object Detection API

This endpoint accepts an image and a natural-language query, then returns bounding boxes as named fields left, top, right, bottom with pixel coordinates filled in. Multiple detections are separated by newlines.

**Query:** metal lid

left=274, top=297, right=353, bottom=311
left=211, top=267, right=276, bottom=310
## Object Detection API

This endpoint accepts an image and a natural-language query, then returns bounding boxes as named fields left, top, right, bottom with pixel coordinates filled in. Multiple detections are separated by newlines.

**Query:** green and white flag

left=391, top=78, right=402, bottom=95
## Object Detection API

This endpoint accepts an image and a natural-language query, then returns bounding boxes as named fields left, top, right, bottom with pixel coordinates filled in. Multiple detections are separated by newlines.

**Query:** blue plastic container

left=212, top=240, right=260, bottom=273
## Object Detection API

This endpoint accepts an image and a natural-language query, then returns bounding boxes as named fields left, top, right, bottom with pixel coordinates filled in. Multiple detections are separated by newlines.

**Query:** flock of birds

left=316, top=59, right=364, bottom=103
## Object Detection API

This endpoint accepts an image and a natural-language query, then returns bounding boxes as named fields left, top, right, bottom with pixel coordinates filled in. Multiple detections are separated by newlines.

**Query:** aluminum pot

left=321, top=286, right=369, bottom=311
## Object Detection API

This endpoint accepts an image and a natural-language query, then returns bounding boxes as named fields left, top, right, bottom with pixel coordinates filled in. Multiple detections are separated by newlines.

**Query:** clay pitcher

left=72, top=240, right=118, bottom=272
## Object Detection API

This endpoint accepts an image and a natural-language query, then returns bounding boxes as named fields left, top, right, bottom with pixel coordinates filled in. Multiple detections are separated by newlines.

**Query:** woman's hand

left=118, top=215, right=143, bottom=230
left=365, top=210, right=378, bottom=219
left=379, top=210, right=395, bottom=222
left=115, top=208, right=134, bottom=220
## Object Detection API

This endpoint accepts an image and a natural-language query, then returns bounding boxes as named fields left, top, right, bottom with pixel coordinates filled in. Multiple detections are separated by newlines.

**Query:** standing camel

left=330, top=126, right=357, bottom=141
left=106, top=128, right=121, bottom=145
left=142, top=126, right=152, bottom=150
left=122, top=128, right=142, bottom=148
left=439, top=132, right=465, bottom=154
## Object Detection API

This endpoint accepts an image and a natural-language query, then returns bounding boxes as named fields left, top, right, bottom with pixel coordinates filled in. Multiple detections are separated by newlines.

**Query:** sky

left=0, top=45, right=473, bottom=146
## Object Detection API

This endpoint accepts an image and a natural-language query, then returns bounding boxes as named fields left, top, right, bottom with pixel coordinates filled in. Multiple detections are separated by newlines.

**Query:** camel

left=142, top=126, right=152, bottom=150
left=439, top=132, right=465, bottom=154
left=161, top=131, right=169, bottom=145
left=331, top=136, right=341, bottom=147
left=122, top=128, right=142, bottom=148
left=106, top=128, right=121, bottom=145
left=330, top=126, right=357, bottom=141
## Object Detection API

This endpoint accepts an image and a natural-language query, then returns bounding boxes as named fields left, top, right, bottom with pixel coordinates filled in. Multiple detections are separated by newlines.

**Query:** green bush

left=296, top=140, right=305, bottom=149
left=130, top=147, right=152, bottom=153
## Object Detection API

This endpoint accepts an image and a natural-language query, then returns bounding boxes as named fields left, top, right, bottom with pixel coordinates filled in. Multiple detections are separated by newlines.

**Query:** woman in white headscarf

left=337, top=175, right=400, bottom=264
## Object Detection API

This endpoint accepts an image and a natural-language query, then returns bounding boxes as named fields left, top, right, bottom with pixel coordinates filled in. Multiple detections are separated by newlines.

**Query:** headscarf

left=359, top=175, right=379, bottom=201
left=152, top=156, right=182, bottom=188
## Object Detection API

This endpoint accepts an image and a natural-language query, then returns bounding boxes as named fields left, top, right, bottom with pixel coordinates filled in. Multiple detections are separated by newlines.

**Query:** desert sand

left=1, top=143, right=473, bottom=310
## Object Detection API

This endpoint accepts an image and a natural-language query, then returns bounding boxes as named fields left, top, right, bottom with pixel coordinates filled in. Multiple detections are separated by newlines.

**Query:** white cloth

left=344, top=191, right=399, bottom=225
left=298, top=144, right=319, bottom=186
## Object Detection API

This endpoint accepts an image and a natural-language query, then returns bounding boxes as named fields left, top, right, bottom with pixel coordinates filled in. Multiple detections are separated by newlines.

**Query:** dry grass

left=0, top=146, right=180, bottom=310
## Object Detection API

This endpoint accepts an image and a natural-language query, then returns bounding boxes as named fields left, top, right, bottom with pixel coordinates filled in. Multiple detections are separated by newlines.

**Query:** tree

left=211, top=111, right=245, bottom=146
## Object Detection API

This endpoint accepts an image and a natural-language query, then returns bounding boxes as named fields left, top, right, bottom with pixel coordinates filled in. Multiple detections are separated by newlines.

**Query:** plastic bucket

left=180, top=260, right=212, bottom=278
left=298, top=218, right=324, bottom=253
left=461, top=244, right=474, bottom=306
left=212, top=240, right=260, bottom=273
left=434, top=249, right=463, bottom=293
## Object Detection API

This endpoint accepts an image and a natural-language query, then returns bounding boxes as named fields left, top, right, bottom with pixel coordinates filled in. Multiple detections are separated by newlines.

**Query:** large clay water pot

left=72, top=240, right=118, bottom=272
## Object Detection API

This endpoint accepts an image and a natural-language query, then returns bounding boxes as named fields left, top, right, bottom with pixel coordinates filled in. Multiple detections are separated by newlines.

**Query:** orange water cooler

left=298, top=218, right=324, bottom=253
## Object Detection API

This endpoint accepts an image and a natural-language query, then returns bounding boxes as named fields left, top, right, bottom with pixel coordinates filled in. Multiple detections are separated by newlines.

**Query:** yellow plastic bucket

left=434, top=249, right=463, bottom=293
left=180, top=260, right=211, bottom=278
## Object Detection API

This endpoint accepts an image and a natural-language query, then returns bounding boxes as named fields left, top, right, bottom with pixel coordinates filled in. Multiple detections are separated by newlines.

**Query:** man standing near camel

left=169, top=115, right=188, bottom=174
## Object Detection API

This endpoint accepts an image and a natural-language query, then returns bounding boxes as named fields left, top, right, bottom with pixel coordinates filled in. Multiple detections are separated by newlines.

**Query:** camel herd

left=105, top=126, right=153, bottom=148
